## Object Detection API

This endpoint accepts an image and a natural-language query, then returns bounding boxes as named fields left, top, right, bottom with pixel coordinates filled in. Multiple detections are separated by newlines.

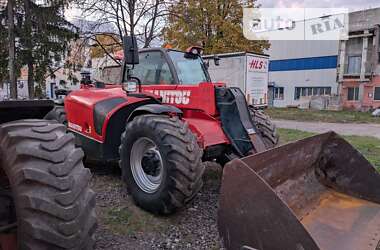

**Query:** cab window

left=168, top=50, right=209, bottom=84
left=129, top=51, right=174, bottom=85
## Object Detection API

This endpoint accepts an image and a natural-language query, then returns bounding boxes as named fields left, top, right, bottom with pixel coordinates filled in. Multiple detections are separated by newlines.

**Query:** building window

left=274, top=87, right=284, bottom=100
left=347, top=87, right=359, bottom=101
left=346, top=56, right=361, bottom=74
left=374, top=87, right=380, bottom=100
left=294, top=87, right=332, bottom=100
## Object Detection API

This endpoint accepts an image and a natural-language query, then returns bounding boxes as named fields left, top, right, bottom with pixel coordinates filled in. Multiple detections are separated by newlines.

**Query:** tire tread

left=0, top=119, right=96, bottom=249
left=250, top=108, right=279, bottom=148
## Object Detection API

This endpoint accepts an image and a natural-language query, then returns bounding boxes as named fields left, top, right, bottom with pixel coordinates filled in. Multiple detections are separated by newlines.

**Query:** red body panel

left=142, top=82, right=229, bottom=148
left=65, top=86, right=150, bottom=142
left=64, top=82, right=230, bottom=150
left=182, top=110, right=228, bottom=148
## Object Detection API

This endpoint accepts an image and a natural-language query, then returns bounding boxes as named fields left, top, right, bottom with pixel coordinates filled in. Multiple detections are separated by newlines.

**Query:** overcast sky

left=66, top=0, right=380, bottom=21
left=259, top=0, right=380, bottom=10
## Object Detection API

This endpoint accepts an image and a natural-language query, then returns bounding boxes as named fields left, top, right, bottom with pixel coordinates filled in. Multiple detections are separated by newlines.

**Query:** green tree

left=0, top=0, right=77, bottom=98
left=18, top=1, right=78, bottom=98
left=163, top=0, right=269, bottom=54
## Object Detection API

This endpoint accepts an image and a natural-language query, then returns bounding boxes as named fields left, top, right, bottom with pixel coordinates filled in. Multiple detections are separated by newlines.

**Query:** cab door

left=132, top=50, right=176, bottom=86
left=131, top=50, right=184, bottom=106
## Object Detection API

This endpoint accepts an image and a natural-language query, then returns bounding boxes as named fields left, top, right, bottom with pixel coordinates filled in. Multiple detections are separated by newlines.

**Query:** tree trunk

left=27, top=62, right=34, bottom=98
left=24, top=0, right=34, bottom=99
left=143, top=0, right=159, bottom=48
left=7, top=0, right=17, bottom=99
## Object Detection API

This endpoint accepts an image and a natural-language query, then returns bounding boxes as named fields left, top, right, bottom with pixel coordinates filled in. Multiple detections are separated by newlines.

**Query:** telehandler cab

left=45, top=36, right=380, bottom=250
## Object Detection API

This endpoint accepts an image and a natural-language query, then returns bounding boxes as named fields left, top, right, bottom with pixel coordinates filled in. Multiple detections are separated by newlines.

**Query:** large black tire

left=119, top=115, right=204, bottom=215
left=0, top=120, right=97, bottom=249
left=44, top=106, right=67, bottom=125
left=249, top=108, right=279, bottom=149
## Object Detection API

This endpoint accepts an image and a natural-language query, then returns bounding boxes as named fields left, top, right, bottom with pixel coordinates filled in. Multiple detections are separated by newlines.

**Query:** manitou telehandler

left=45, top=37, right=279, bottom=215
left=45, top=36, right=380, bottom=250
left=0, top=100, right=96, bottom=250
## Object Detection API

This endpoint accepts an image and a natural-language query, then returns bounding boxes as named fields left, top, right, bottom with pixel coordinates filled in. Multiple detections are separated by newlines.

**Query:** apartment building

left=338, top=8, right=380, bottom=110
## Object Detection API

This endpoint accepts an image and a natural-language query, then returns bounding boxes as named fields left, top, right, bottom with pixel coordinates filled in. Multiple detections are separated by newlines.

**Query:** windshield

left=168, top=51, right=209, bottom=84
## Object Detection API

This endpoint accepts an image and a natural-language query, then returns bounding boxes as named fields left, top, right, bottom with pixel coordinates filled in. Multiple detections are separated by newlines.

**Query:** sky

left=65, top=0, right=380, bottom=21
left=259, top=0, right=380, bottom=11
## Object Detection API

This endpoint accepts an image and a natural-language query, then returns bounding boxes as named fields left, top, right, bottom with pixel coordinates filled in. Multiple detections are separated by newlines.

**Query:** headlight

left=122, top=81, right=137, bottom=92
left=191, top=48, right=199, bottom=55
left=186, top=46, right=204, bottom=56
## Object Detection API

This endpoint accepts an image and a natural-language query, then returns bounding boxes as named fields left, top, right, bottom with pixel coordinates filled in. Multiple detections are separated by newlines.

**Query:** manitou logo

left=147, top=90, right=191, bottom=105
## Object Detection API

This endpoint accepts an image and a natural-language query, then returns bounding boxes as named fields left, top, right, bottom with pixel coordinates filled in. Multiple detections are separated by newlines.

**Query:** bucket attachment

left=218, top=131, right=380, bottom=250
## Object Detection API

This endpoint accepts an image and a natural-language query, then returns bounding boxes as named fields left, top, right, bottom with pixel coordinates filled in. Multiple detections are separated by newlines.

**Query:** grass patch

left=102, top=203, right=171, bottom=235
left=278, top=128, right=380, bottom=170
left=266, top=108, right=380, bottom=124
left=278, top=128, right=315, bottom=144
left=344, top=136, right=380, bottom=170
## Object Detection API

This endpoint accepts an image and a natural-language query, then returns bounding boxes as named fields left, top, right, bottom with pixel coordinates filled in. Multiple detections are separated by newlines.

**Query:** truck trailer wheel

left=119, top=115, right=204, bottom=215
left=44, top=106, right=67, bottom=125
left=249, top=108, right=279, bottom=149
left=0, top=120, right=97, bottom=249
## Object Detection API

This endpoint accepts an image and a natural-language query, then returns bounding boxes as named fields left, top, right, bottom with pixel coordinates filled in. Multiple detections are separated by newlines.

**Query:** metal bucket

left=218, top=132, right=380, bottom=250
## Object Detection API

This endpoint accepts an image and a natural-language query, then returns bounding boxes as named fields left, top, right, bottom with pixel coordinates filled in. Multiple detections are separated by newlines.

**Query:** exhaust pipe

left=218, top=132, right=380, bottom=250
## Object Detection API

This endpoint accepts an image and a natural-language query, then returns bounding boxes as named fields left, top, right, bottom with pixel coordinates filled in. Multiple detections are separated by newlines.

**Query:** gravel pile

left=91, top=162, right=223, bottom=250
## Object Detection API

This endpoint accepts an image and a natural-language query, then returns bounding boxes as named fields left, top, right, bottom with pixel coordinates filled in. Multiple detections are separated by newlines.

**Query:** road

left=274, top=119, right=380, bottom=139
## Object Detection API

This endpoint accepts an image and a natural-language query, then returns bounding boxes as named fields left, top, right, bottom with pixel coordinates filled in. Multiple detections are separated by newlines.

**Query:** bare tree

left=7, top=0, right=17, bottom=98
left=77, top=0, right=171, bottom=49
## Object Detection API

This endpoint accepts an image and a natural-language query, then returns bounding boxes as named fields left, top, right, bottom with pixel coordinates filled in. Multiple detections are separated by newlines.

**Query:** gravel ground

left=89, top=162, right=223, bottom=250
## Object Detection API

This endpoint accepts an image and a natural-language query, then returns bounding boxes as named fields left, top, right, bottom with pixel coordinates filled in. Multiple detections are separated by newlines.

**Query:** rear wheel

left=249, top=107, right=279, bottom=149
left=0, top=120, right=96, bottom=249
left=119, top=114, right=204, bottom=215
left=44, top=106, right=67, bottom=125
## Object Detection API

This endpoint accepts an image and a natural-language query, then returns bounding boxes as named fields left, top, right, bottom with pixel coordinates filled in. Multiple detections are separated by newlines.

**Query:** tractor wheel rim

left=130, top=137, right=164, bottom=194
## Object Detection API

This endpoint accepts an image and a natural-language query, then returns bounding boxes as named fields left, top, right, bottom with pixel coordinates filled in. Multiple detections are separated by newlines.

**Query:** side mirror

left=123, top=36, right=139, bottom=65
left=214, top=55, right=220, bottom=66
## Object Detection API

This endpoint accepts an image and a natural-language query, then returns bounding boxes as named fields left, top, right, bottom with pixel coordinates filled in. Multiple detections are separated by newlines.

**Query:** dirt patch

left=90, top=162, right=223, bottom=250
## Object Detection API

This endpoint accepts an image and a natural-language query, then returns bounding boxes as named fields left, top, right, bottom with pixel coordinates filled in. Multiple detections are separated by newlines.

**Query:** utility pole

left=7, top=0, right=17, bottom=99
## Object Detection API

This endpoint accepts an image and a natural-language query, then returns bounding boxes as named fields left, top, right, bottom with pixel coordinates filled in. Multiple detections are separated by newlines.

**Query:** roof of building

left=203, top=51, right=269, bottom=59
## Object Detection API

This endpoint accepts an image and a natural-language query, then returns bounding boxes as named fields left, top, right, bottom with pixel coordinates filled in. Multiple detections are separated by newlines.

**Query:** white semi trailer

left=203, top=52, right=269, bottom=108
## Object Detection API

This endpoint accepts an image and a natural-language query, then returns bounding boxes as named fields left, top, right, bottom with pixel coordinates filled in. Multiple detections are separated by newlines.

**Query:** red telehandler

left=45, top=36, right=380, bottom=250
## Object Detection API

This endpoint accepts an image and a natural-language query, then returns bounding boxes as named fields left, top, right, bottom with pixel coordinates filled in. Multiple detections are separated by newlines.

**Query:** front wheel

left=249, top=107, right=279, bottom=149
left=119, top=115, right=204, bottom=215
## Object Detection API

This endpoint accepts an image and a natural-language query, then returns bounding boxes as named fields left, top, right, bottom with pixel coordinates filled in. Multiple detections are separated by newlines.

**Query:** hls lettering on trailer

left=147, top=90, right=191, bottom=105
